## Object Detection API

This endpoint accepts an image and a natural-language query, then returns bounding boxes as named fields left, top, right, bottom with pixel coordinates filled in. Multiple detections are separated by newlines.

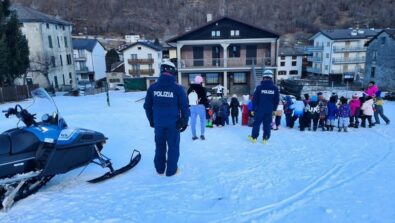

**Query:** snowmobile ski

left=88, top=150, right=141, bottom=183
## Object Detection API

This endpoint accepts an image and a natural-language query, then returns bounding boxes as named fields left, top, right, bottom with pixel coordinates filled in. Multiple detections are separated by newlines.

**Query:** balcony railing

left=303, top=46, right=324, bottom=52
left=307, top=56, right=322, bottom=62
left=76, top=67, right=89, bottom=73
left=333, top=46, right=366, bottom=53
left=179, top=57, right=275, bottom=69
left=332, top=57, right=366, bottom=64
left=331, top=68, right=365, bottom=74
left=307, top=67, right=321, bottom=73
left=74, top=54, right=87, bottom=61
left=128, top=69, right=155, bottom=76
left=128, top=58, right=154, bottom=65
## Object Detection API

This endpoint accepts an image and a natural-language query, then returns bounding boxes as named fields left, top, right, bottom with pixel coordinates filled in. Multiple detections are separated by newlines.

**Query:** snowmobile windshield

left=29, top=88, right=60, bottom=125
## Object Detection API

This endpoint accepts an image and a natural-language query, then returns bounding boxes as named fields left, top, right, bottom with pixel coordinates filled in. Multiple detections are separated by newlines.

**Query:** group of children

left=204, top=88, right=391, bottom=133
left=282, top=91, right=390, bottom=132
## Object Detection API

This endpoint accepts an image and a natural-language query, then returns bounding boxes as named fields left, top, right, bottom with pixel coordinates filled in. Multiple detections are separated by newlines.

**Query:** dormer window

left=230, top=30, right=240, bottom=37
left=211, top=30, right=220, bottom=37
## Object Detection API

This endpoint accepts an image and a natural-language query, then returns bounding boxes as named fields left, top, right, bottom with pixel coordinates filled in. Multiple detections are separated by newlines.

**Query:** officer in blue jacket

left=248, top=70, right=279, bottom=144
left=144, top=61, right=189, bottom=176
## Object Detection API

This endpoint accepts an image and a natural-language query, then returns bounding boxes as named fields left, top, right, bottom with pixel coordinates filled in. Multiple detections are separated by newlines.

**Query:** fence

left=0, top=85, right=39, bottom=104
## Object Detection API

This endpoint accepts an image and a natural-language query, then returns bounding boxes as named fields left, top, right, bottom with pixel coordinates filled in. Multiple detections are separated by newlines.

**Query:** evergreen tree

left=0, top=0, right=30, bottom=86
left=105, top=49, right=120, bottom=72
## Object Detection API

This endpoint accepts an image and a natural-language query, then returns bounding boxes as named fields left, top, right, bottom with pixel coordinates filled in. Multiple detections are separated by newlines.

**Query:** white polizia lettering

left=261, top=90, right=275, bottom=94
left=154, top=91, right=174, bottom=98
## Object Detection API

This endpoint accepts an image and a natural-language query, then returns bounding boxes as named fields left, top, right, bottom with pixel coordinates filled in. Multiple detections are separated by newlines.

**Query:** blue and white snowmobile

left=0, top=88, right=141, bottom=210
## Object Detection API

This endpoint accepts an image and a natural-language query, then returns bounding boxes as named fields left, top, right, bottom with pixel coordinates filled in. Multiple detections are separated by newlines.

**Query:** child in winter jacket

left=337, top=97, right=351, bottom=132
left=317, top=92, right=328, bottom=131
left=273, top=100, right=284, bottom=130
left=290, top=96, right=305, bottom=130
left=326, top=96, right=338, bottom=131
left=283, top=95, right=294, bottom=127
left=349, top=93, right=361, bottom=128
left=304, top=95, right=320, bottom=131
left=229, top=94, right=241, bottom=125
left=361, top=96, right=374, bottom=128
left=241, top=95, right=250, bottom=126
left=374, top=91, right=390, bottom=125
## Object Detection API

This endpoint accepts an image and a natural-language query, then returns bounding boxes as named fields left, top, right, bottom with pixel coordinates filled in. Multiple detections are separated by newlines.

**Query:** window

left=69, top=72, right=72, bottom=79
left=280, top=56, right=285, bottom=60
left=46, top=23, right=49, bottom=29
left=233, top=73, right=247, bottom=84
left=148, top=53, right=152, bottom=59
left=372, top=51, right=377, bottom=60
left=62, top=26, right=65, bottom=31
left=278, top=71, right=287, bottom=75
left=138, top=47, right=142, bottom=50
left=130, top=54, right=138, bottom=59
left=188, top=74, right=201, bottom=84
left=132, top=64, right=139, bottom=71
left=48, top=36, right=53, bottom=48
left=60, top=55, right=63, bottom=66
left=229, top=45, right=240, bottom=58
left=66, top=54, right=72, bottom=65
left=51, top=56, right=56, bottom=67
left=325, top=65, right=328, bottom=70
left=230, top=30, right=240, bottom=37
left=292, top=61, right=297, bottom=66
left=327, top=42, right=330, bottom=47
left=381, top=37, right=386, bottom=45
left=206, top=73, right=219, bottom=84
left=64, top=36, right=68, bottom=48
left=326, top=53, right=329, bottom=58
left=292, top=56, right=297, bottom=60
left=148, top=64, right=153, bottom=71
left=211, top=30, right=220, bottom=37
left=62, top=74, right=65, bottom=85
left=55, top=25, right=58, bottom=30
left=371, top=67, right=375, bottom=78
left=280, top=62, right=285, bottom=66
left=57, top=36, right=60, bottom=48
left=109, top=78, right=121, bottom=83
left=289, top=70, right=298, bottom=75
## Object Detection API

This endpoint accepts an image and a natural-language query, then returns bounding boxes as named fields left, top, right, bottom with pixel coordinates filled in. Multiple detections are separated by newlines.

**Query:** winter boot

left=248, top=135, right=257, bottom=144
left=192, top=136, right=198, bottom=140
left=200, top=135, right=205, bottom=140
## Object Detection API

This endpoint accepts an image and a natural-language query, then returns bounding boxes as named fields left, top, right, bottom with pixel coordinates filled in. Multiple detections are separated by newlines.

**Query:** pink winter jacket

left=349, top=99, right=361, bottom=116
left=365, top=85, right=378, bottom=97
left=361, top=99, right=374, bottom=116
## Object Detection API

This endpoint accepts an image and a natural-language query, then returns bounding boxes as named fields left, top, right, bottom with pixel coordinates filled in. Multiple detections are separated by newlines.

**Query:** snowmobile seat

left=0, top=134, right=11, bottom=155
left=7, top=129, right=40, bottom=155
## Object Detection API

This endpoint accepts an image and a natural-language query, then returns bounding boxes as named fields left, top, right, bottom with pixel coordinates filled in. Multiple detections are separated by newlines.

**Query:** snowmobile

left=0, top=88, right=141, bottom=211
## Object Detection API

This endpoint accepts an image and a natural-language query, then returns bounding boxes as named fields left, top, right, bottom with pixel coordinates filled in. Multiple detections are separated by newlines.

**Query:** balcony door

left=246, top=45, right=257, bottom=65
left=193, top=46, right=203, bottom=66
left=212, top=46, right=221, bottom=66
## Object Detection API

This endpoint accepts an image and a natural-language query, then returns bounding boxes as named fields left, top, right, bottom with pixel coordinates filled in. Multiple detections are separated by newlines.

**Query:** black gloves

left=176, top=118, right=188, bottom=132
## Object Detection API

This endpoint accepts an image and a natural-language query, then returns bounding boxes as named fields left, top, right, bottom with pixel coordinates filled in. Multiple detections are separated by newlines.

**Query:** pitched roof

left=311, top=29, right=381, bottom=40
left=167, top=16, right=279, bottom=43
left=10, top=4, right=71, bottom=26
left=365, top=29, right=395, bottom=46
left=72, top=38, right=100, bottom=51
left=120, top=41, right=162, bottom=52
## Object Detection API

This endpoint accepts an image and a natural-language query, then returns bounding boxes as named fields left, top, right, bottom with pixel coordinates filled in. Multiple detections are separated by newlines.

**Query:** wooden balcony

left=179, top=57, right=275, bottom=69
left=128, top=58, right=154, bottom=65
left=128, top=69, right=155, bottom=76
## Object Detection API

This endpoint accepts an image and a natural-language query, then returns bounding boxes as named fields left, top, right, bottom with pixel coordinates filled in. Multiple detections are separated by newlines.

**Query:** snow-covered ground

left=1, top=91, right=395, bottom=223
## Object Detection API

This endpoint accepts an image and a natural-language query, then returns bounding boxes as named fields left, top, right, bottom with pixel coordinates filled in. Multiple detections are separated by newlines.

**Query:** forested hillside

left=11, top=0, right=395, bottom=40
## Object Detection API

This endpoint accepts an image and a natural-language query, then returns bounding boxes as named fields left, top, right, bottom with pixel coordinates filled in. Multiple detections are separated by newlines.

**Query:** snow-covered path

left=1, top=92, right=395, bottom=223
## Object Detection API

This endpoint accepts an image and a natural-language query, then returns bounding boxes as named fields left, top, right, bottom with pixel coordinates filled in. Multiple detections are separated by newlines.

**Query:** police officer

left=248, top=70, right=279, bottom=144
left=144, top=61, right=189, bottom=176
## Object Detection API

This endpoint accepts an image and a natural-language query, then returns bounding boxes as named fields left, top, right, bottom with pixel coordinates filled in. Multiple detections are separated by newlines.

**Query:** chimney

left=207, top=13, right=213, bottom=22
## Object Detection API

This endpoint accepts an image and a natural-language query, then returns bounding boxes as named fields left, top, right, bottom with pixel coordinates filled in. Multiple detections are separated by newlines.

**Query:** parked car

left=77, top=81, right=93, bottom=91
left=114, top=84, right=125, bottom=92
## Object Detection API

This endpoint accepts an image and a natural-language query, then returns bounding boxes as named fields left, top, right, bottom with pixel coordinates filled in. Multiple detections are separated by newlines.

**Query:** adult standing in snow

left=143, top=61, right=189, bottom=176
left=212, top=84, right=225, bottom=97
left=248, top=70, right=279, bottom=144
left=187, top=75, right=209, bottom=140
